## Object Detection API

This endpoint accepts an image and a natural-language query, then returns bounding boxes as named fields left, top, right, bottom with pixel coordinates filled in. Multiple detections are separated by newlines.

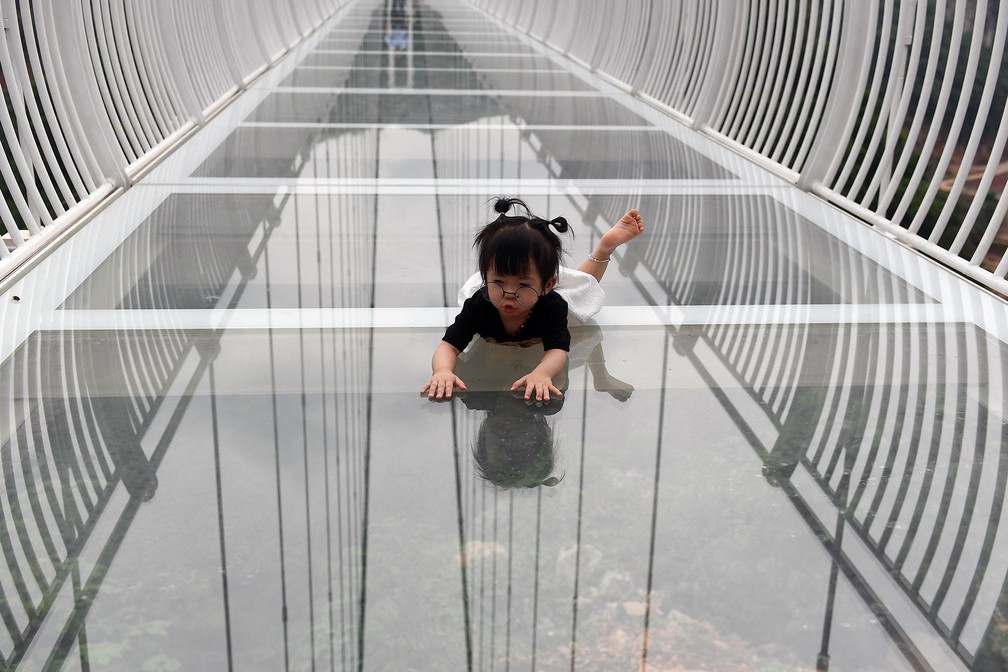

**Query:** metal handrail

left=469, top=0, right=1008, bottom=296
left=0, top=0, right=346, bottom=277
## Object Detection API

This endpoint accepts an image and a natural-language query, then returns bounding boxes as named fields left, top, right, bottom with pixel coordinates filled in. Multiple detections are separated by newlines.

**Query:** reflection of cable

left=314, top=157, right=338, bottom=669
left=293, top=188, right=320, bottom=670
left=506, top=494, right=514, bottom=672
left=264, top=233, right=292, bottom=672
left=490, top=489, right=499, bottom=668
left=451, top=398, right=475, bottom=671
left=356, top=141, right=381, bottom=672
left=569, top=357, right=591, bottom=670
left=531, top=488, right=543, bottom=671
left=817, top=509, right=845, bottom=672
left=640, top=329, right=671, bottom=670
left=209, top=362, right=235, bottom=670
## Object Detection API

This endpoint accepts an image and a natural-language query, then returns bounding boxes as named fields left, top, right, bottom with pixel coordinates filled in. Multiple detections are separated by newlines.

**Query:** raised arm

left=578, top=208, right=644, bottom=283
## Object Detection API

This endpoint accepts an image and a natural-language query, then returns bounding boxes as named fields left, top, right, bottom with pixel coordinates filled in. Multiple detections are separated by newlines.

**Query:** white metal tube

left=930, top=6, right=1006, bottom=248
left=889, top=0, right=967, bottom=228
left=753, top=0, right=797, bottom=156
left=0, top=2, right=60, bottom=221
left=836, top=0, right=901, bottom=195
left=0, top=0, right=341, bottom=264
left=910, top=3, right=988, bottom=237
left=124, top=0, right=174, bottom=137
left=741, top=0, right=784, bottom=149
left=826, top=0, right=891, bottom=193
left=17, top=0, right=90, bottom=197
left=5, top=0, right=76, bottom=209
left=774, top=0, right=830, bottom=168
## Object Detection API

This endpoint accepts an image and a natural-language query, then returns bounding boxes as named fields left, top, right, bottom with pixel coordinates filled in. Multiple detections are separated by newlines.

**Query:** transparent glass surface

left=2, top=0, right=1007, bottom=670
left=191, top=129, right=729, bottom=180
left=245, top=91, right=654, bottom=126
left=278, top=67, right=596, bottom=91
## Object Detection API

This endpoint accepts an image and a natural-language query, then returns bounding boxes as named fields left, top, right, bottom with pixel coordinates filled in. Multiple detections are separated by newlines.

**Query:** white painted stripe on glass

left=265, top=88, right=609, bottom=97
left=43, top=304, right=960, bottom=332
left=162, top=179, right=751, bottom=192
left=238, top=122, right=654, bottom=131
left=141, top=181, right=766, bottom=195
left=311, top=50, right=546, bottom=57
left=292, top=66, right=565, bottom=73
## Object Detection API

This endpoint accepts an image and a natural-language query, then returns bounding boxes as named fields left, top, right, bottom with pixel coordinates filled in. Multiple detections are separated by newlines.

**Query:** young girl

left=421, top=197, right=643, bottom=403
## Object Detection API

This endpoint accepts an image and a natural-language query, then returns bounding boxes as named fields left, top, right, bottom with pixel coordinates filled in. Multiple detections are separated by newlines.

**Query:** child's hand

left=511, top=372, right=563, bottom=405
left=421, top=369, right=467, bottom=401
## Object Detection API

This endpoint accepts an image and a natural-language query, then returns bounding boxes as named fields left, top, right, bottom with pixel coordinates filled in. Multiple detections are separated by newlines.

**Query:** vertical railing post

left=796, top=0, right=872, bottom=191
left=689, top=1, right=743, bottom=130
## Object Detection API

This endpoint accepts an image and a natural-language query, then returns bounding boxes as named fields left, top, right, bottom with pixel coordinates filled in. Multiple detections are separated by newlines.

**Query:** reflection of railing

left=442, top=185, right=1006, bottom=668
left=784, top=322, right=1008, bottom=668
left=0, top=188, right=283, bottom=667
left=0, top=325, right=210, bottom=669
left=470, top=0, right=1008, bottom=295
left=0, top=182, right=378, bottom=667
left=604, top=192, right=1007, bottom=668
left=0, top=0, right=346, bottom=272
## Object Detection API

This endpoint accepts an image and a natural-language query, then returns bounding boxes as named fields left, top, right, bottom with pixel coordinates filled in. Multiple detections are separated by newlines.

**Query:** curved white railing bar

left=469, top=0, right=1008, bottom=296
left=0, top=0, right=346, bottom=279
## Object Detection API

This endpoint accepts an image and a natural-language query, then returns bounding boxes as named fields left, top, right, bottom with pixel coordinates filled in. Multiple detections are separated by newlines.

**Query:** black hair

left=474, top=197, right=570, bottom=286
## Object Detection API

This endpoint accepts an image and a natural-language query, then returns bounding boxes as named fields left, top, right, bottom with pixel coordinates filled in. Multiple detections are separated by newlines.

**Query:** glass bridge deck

left=1, top=0, right=1007, bottom=670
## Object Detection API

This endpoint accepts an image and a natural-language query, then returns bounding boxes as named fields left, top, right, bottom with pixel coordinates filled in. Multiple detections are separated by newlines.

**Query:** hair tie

left=494, top=198, right=512, bottom=214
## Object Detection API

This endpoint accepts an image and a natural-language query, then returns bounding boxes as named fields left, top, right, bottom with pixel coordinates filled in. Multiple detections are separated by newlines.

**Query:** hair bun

left=549, top=216, right=570, bottom=234
left=493, top=198, right=512, bottom=214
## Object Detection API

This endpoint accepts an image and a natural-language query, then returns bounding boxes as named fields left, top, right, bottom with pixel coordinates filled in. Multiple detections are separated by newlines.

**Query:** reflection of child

left=464, top=391, right=564, bottom=489
left=421, top=197, right=643, bottom=403
left=454, top=329, right=632, bottom=490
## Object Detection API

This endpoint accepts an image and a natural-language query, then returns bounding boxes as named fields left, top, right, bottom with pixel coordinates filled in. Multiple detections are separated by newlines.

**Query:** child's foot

left=594, top=374, right=634, bottom=402
left=599, top=209, right=644, bottom=253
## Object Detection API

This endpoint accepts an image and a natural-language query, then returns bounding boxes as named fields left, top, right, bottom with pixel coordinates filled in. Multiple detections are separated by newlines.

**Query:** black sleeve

left=539, top=293, right=571, bottom=352
left=442, top=295, right=483, bottom=351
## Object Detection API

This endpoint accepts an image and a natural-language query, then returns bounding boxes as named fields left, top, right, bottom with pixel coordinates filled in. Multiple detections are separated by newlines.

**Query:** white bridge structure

left=3, top=0, right=1007, bottom=294
left=0, top=1, right=1007, bottom=671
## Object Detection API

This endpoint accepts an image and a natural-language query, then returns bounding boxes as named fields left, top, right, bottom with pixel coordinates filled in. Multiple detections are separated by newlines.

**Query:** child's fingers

left=423, top=375, right=465, bottom=400
left=427, top=379, right=446, bottom=399
left=543, top=383, right=562, bottom=402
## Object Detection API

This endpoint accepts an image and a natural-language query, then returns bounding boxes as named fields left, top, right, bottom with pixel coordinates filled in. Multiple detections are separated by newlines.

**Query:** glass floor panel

left=1, top=0, right=1007, bottom=670
left=278, top=66, right=597, bottom=91
left=191, top=128, right=728, bottom=180
left=298, top=51, right=560, bottom=70
left=1, top=321, right=1005, bottom=670
left=245, top=90, right=654, bottom=126
left=57, top=193, right=930, bottom=311
left=316, top=36, right=529, bottom=50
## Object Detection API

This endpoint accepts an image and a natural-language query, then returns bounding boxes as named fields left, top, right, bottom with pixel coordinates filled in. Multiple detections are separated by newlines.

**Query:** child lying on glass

left=421, top=197, right=643, bottom=403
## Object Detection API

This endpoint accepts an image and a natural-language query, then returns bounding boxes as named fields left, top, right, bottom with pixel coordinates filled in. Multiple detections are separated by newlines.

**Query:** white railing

left=0, top=0, right=346, bottom=276
left=469, top=0, right=1008, bottom=296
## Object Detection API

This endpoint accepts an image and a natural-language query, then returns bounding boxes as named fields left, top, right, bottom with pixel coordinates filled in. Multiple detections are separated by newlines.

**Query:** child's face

left=486, top=265, right=557, bottom=319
